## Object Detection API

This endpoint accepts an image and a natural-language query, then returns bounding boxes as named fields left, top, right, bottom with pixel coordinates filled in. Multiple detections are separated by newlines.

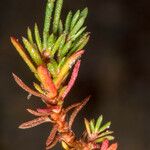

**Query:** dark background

left=1, top=0, right=150, bottom=149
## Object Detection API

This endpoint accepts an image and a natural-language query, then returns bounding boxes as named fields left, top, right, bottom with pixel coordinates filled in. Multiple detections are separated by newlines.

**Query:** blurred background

left=1, top=0, right=150, bottom=149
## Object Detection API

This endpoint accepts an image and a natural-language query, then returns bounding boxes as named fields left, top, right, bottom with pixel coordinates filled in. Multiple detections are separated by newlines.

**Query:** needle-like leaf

left=65, top=11, right=72, bottom=33
left=97, top=131, right=113, bottom=138
left=99, top=122, right=111, bottom=133
left=27, top=109, right=45, bottom=116
left=64, top=102, right=80, bottom=114
left=69, top=96, right=90, bottom=128
left=80, top=7, right=88, bottom=19
left=90, top=119, right=95, bottom=133
left=68, top=33, right=89, bottom=56
left=27, top=27, right=34, bottom=44
left=53, top=0, right=63, bottom=34
left=47, top=62, right=57, bottom=77
left=12, top=73, right=52, bottom=103
left=34, top=23, right=42, bottom=52
left=46, top=136, right=59, bottom=150
left=84, top=118, right=91, bottom=136
left=33, top=82, right=44, bottom=94
left=50, top=33, right=65, bottom=57
left=71, top=26, right=87, bottom=41
left=69, top=17, right=86, bottom=37
left=47, top=34, right=56, bottom=52
left=43, top=0, right=55, bottom=49
left=70, top=10, right=80, bottom=30
left=58, top=20, right=63, bottom=35
left=60, top=40, right=72, bottom=57
left=95, top=115, right=103, bottom=133
left=95, top=136, right=114, bottom=143
left=19, top=116, right=50, bottom=129
left=61, top=60, right=81, bottom=100
left=46, top=125, right=58, bottom=146
left=22, top=37, right=43, bottom=65
left=10, top=37, right=37, bottom=74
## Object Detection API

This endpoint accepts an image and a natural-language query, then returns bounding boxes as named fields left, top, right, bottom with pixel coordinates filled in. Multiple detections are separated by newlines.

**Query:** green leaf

left=22, top=37, right=43, bottom=65
left=47, top=62, right=57, bottom=77
left=97, top=131, right=113, bottom=138
left=47, top=33, right=55, bottom=50
left=34, top=23, right=42, bottom=52
left=80, top=7, right=88, bottom=19
left=68, top=33, right=89, bottom=56
left=58, top=20, right=63, bottom=35
left=50, top=33, right=65, bottom=57
left=58, top=57, right=66, bottom=69
left=95, top=135, right=114, bottom=143
left=60, top=40, right=72, bottom=58
left=71, top=26, right=86, bottom=41
left=99, top=122, right=111, bottom=133
left=27, top=27, right=34, bottom=44
left=53, top=0, right=63, bottom=34
left=70, top=10, right=80, bottom=30
left=76, top=35, right=89, bottom=51
left=43, top=0, right=55, bottom=49
left=90, top=119, right=95, bottom=133
left=95, top=115, right=103, bottom=133
left=65, top=11, right=72, bottom=33
left=58, top=34, right=67, bottom=57
left=33, top=82, right=44, bottom=94
left=69, top=17, right=86, bottom=37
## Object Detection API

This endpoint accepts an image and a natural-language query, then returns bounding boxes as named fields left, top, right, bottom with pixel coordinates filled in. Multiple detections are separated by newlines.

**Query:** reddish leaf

left=12, top=73, right=52, bottom=103
left=64, top=102, right=80, bottom=114
left=100, top=140, right=109, bottom=150
left=62, top=60, right=81, bottom=100
left=27, top=109, right=45, bottom=116
left=107, top=143, right=118, bottom=150
left=37, top=108, right=51, bottom=114
left=37, top=65, right=57, bottom=98
left=46, top=136, right=59, bottom=150
left=46, top=125, right=58, bottom=146
left=19, top=116, right=50, bottom=129
left=69, top=96, right=90, bottom=128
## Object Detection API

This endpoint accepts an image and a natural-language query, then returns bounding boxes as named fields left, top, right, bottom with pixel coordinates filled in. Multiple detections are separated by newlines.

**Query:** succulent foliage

left=11, top=0, right=118, bottom=149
